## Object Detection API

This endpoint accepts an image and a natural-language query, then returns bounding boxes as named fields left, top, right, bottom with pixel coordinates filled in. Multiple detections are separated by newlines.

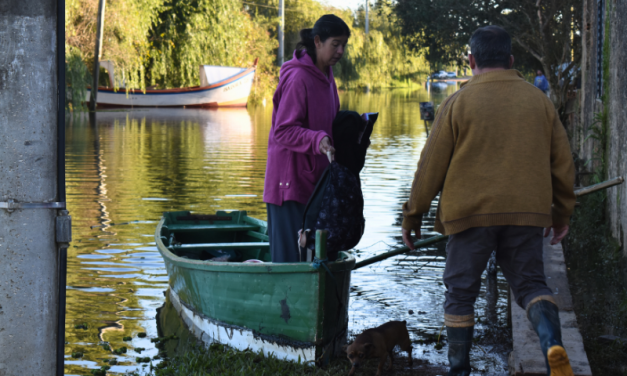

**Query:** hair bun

left=299, top=28, right=313, bottom=41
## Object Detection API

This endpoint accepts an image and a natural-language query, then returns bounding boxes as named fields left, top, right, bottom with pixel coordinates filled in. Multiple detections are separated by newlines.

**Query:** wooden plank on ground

left=509, top=235, right=592, bottom=376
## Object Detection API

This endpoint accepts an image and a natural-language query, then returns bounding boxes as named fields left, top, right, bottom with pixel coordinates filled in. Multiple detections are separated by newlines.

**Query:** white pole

left=278, top=0, right=285, bottom=66
left=365, top=0, right=369, bottom=34
left=90, top=0, right=106, bottom=111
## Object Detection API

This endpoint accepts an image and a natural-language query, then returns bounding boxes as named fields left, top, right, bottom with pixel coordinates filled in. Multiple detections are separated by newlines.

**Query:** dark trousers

left=266, top=201, right=306, bottom=263
left=443, top=226, right=553, bottom=317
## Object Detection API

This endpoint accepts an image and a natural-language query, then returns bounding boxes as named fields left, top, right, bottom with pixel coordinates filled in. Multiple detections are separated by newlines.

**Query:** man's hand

left=402, top=228, right=421, bottom=250
left=543, top=224, right=569, bottom=245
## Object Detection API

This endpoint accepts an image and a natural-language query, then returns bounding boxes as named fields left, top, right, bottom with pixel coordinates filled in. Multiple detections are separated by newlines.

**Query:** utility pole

left=0, top=0, right=70, bottom=375
left=278, top=0, right=285, bottom=66
left=365, top=0, right=369, bottom=34
left=89, top=0, right=107, bottom=111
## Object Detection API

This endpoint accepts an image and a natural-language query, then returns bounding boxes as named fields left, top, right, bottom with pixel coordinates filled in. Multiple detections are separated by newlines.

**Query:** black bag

left=299, top=161, right=365, bottom=261
left=332, top=111, right=377, bottom=180
left=298, top=111, right=377, bottom=261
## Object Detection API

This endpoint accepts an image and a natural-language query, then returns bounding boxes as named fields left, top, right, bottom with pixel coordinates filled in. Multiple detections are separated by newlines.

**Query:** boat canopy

left=199, top=65, right=247, bottom=87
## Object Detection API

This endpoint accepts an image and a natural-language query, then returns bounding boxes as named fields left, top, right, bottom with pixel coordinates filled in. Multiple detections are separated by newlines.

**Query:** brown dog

left=346, top=320, right=413, bottom=376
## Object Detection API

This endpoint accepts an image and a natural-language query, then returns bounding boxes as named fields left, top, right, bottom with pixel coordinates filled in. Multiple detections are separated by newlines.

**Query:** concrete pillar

left=0, top=0, right=61, bottom=374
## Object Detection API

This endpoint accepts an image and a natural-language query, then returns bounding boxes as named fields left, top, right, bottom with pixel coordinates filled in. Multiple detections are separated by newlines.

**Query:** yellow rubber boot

left=547, top=345, right=574, bottom=376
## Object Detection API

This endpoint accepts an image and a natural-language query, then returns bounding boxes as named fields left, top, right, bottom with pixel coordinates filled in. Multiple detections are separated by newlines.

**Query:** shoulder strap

left=301, top=162, right=334, bottom=231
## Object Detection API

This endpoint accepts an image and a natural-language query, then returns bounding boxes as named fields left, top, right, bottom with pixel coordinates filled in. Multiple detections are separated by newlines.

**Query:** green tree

left=147, top=0, right=278, bottom=98
left=394, top=0, right=582, bottom=111
left=65, top=0, right=163, bottom=89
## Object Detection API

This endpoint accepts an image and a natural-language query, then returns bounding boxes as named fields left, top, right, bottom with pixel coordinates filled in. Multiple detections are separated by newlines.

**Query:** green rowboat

left=155, top=210, right=355, bottom=365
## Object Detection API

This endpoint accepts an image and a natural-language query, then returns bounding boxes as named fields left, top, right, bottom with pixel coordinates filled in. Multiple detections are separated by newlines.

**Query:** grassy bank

left=564, top=191, right=627, bottom=375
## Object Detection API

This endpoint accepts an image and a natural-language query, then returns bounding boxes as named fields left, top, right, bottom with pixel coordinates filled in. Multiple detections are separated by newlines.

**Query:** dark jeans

left=443, top=226, right=553, bottom=317
left=266, top=201, right=305, bottom=263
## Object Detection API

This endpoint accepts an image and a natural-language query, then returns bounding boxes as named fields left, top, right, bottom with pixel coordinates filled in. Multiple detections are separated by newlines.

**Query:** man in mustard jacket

left=401, top=26, right=575, bottom=376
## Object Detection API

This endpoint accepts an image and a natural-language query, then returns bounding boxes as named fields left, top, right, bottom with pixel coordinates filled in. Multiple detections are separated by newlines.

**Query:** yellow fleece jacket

left=402, top=70, right=575, bottom=235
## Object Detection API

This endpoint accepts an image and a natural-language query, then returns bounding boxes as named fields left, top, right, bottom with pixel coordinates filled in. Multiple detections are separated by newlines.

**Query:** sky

left=317, top=0, right=371, bottom=10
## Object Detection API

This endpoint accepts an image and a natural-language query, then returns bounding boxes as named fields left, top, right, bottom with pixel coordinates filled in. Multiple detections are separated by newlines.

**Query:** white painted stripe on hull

left=168, top=289, right=317, bottom=363
left=88, top=71, right=255, bottom=107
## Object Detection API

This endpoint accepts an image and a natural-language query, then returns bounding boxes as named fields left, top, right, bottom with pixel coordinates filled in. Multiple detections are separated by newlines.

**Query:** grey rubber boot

left=447, top=326, right=473, bottom=376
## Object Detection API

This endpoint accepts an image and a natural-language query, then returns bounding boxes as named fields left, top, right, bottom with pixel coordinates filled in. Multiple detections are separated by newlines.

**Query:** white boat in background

left=87, top=59, right=257, bottom=108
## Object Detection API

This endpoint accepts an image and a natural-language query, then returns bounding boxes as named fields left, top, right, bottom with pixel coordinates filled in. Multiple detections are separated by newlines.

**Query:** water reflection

left=64, top=85, right=510, bottom=375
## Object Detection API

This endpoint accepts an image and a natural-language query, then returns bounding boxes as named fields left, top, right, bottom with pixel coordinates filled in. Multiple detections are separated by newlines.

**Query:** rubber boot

left=527, top=300, right=574, bottom=376
left=446, top=326, right=473, bottom=376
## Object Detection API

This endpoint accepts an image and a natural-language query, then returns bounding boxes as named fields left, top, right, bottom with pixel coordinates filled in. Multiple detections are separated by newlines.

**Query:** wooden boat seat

left=166, top=224, right=259, bottom=232
left=170, top=242, right=269, bottom=250
left=246, top=231, right=269, bottom=241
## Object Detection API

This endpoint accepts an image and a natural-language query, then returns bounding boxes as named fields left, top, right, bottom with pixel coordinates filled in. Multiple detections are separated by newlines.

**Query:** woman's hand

left=319, top=136, right=335, bottom=162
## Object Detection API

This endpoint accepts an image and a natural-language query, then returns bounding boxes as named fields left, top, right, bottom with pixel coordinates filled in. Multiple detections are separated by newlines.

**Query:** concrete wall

left=578, top=0, right=627, bottom=254
left=575, top=0, right=600, bottom=167
left=0, top=0, right=60, bottom=374
left=606, top=2, right=627, bottom=253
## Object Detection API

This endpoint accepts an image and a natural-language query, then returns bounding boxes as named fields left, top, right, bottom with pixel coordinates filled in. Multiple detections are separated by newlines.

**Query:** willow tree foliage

left=64, top=0, right=429, bottom=106
left=65, top=46, right=92, bottom=111
left=243, top=0, right=345, bottom=62
left=147, top=0, right=278, bottom=95
left=65, top=0, right=163, bottom=90
left=334, top=0, right=429, bottom=89
left=247, top=0, right=428, bottom=89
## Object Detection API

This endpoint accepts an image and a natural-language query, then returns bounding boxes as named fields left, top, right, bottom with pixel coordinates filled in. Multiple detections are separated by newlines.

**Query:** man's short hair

left=469, top=26, right=512, bottom=69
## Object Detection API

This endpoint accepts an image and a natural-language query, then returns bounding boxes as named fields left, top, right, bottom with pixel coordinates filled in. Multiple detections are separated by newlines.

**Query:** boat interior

left=159, top=211, right=271, bottom=262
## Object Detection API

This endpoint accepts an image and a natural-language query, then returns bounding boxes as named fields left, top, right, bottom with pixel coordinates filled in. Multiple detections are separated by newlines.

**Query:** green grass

left=132, top=340, right=442, bottom=376
left=564, top=191, right=627, bottom=375
left=130, top=295, right=446, bottom=376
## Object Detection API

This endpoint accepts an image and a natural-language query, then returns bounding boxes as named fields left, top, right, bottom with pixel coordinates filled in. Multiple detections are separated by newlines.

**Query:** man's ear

left=509, top=55, right=515, bottom=69
left=468, top=54, right=476, bottom=69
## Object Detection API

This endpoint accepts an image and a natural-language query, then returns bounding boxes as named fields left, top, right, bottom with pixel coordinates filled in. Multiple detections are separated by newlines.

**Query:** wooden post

left=278, top=0, right=284, bottom=66
left=365, top=0, right=369, bottom=34
left=89, top=0, right=106, bottom=111
left=315, top=230, right=328, bottom=260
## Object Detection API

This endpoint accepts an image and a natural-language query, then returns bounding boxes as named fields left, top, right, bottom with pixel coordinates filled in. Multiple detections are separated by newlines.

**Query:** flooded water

left=64, top=82, right=511, bottom=375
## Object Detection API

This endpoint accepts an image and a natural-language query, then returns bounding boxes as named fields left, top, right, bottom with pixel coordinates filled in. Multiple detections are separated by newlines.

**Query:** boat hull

left=88, top=68, right=255, bottom=108
left=155, top=211, right=355, bottom=364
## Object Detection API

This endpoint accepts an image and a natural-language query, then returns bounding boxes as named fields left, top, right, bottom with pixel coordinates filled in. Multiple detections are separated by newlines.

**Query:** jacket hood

left=280, top=50, right=333, bottom=84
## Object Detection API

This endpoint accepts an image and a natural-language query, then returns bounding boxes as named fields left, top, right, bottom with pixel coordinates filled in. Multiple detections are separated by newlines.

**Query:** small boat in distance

left=88, top=59, right=257, bottom=108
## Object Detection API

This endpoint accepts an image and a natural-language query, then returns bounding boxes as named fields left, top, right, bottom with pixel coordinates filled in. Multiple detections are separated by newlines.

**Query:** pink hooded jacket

left=263, top=50, right=340, bottom=206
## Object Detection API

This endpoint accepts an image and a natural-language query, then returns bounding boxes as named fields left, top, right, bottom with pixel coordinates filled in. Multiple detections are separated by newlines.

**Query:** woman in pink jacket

left=263, top=14, right=350, bottom=262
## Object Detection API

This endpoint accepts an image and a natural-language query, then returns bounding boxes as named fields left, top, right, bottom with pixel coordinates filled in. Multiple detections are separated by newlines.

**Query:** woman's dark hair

left=296, top=14, right=351, bottom=63
left=469, top=25, right=512, bottom=69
